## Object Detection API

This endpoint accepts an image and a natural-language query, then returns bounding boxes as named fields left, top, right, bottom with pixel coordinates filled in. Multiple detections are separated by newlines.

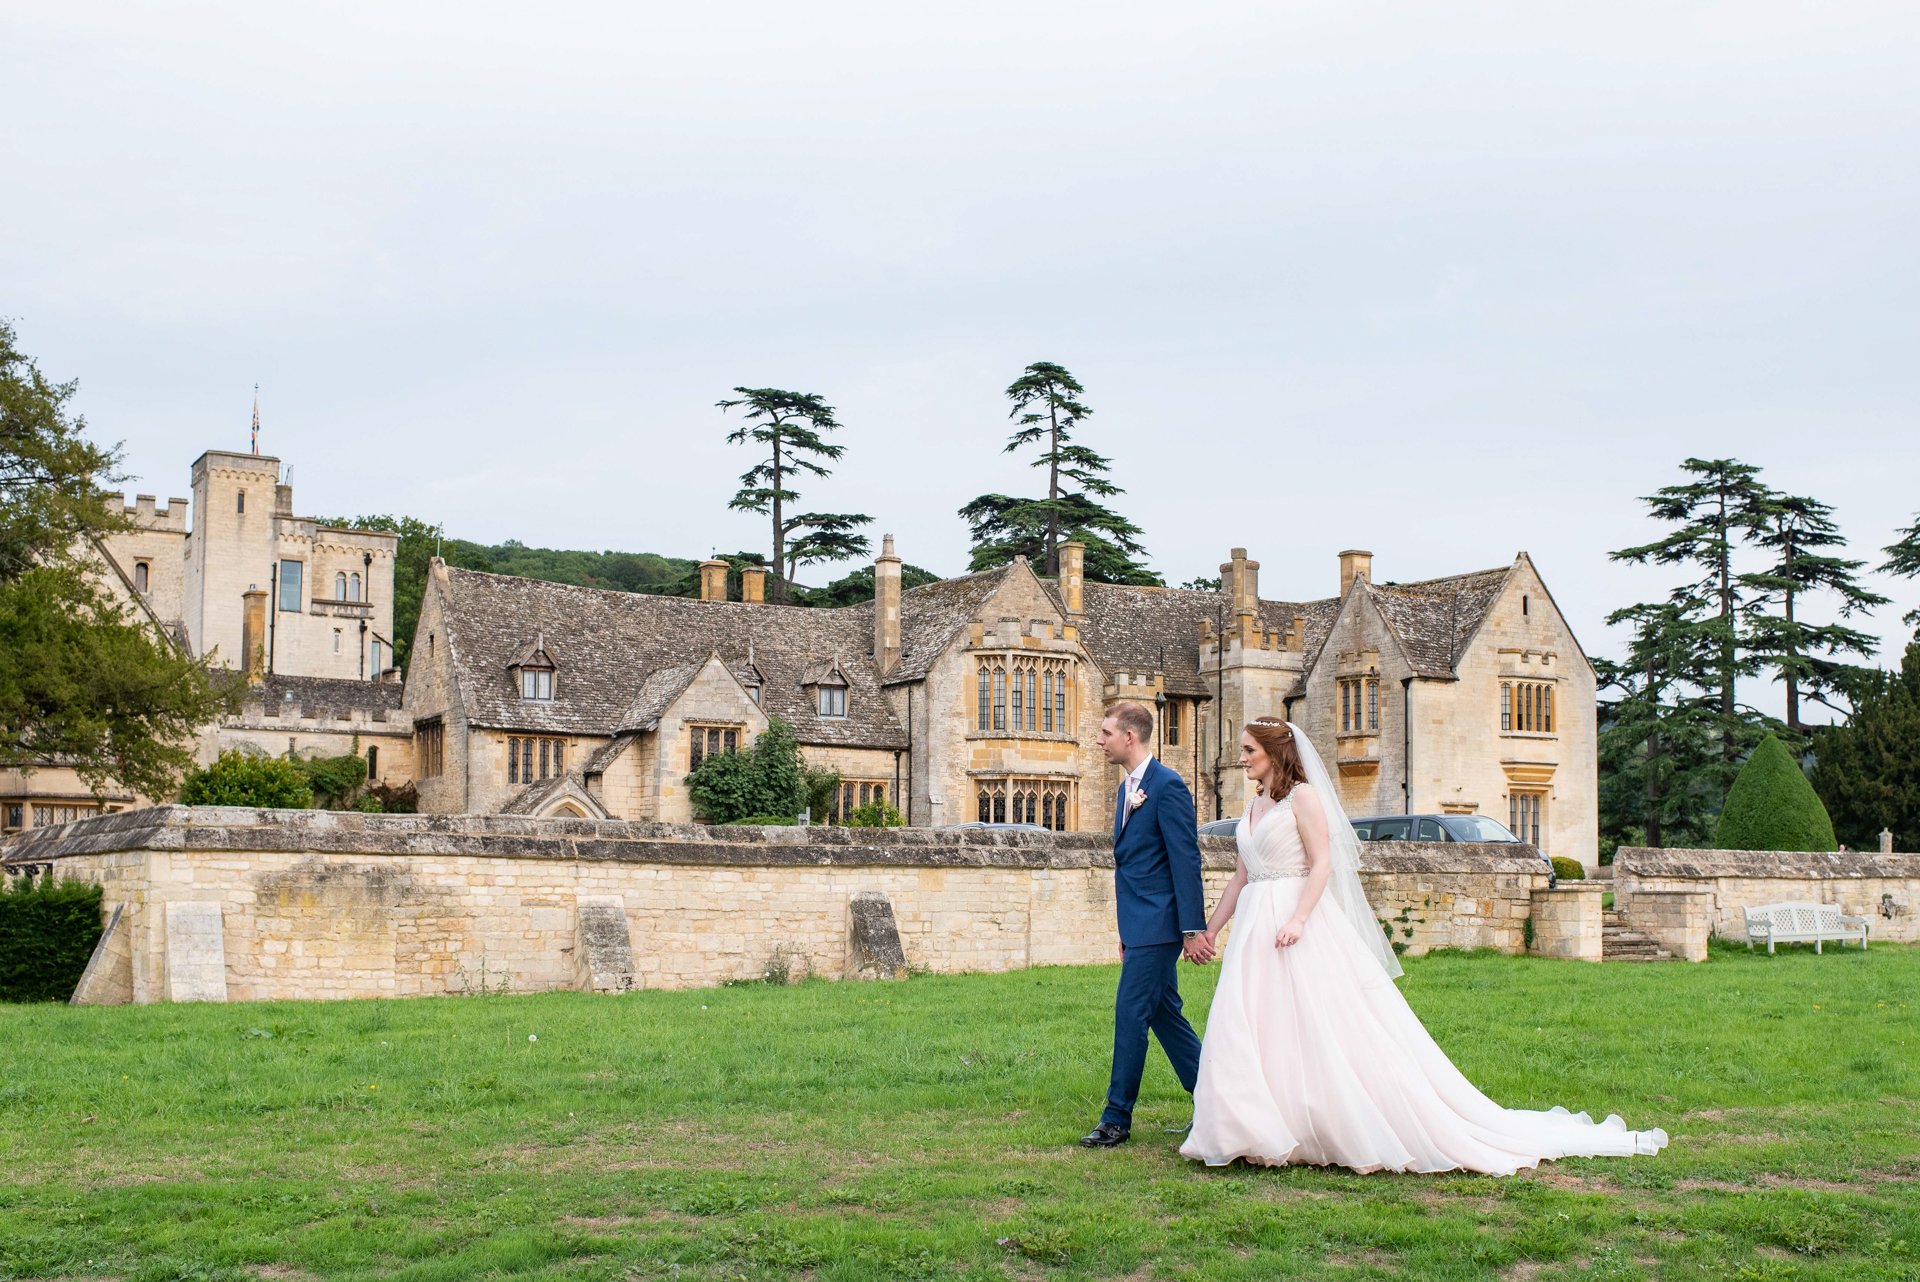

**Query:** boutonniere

left=1127, top=787, right=1147, bottom=812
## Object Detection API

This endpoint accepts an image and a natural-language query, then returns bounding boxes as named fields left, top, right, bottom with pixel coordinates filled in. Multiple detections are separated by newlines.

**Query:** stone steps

left=1603, top=910, right=1674, bottom=962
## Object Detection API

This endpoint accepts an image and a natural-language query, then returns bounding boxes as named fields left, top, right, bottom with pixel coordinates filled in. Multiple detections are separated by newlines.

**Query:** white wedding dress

left=1180, top=785, right=1668, bottom=1175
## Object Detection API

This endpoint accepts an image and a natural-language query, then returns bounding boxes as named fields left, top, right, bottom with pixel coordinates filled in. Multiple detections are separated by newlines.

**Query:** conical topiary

left=1714, top=735, right=1837, bottom=852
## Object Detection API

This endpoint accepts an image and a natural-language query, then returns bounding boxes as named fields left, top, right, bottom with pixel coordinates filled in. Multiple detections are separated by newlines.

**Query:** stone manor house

left=5, top=444, right=1600, bottom=867
left=407, top=539, right=1599, bottom=865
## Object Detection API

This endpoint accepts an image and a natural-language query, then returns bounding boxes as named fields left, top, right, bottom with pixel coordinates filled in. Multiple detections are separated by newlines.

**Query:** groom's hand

left=1182, top=934, right=1213, bottom=965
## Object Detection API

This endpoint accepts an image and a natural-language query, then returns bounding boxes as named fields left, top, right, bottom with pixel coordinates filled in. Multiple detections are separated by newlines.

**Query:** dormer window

left=803, top=652, right=849, bottom=718
left=508, top=634, right=558, bottom=701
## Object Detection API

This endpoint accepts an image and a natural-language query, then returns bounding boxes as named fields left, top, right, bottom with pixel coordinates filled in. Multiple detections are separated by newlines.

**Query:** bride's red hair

left=1245, top=718, right=1310, bottom=796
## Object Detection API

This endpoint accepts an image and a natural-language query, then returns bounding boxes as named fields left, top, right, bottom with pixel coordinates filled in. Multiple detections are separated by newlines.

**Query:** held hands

left=1182, top=932, right=1216, bottom=965
left=1275, top=918, right=1307, bottom=949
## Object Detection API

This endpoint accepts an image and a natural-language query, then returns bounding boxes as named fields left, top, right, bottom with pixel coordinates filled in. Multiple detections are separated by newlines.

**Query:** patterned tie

left=1117, top=777, right=1131, bottom=837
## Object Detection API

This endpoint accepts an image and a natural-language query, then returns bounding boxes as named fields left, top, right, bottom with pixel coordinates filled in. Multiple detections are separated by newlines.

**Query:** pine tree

left=1811, top=633, right=1920, bottom=852
left=957, top=492, right=1162, bottom=586
left=1882, top=513, right=1920, bottom=626
left=1595, top=601, right=1728, bottom=851
left=1611, top=458, right=1775, bottom=762
left=718, top=389, right=872, bottom=603
left=961, top=361, right=1155, bottom=581
left=1739, top=492, right=1887, bottom=731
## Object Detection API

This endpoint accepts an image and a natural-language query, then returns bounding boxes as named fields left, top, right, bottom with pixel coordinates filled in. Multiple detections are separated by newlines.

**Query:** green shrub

left=847, top=801, right=904, bottom=828
left=178, top=750, right=313, bottom=808
left=1716, top=734, right=1837, bottom=852
left=0, top=875, right=104, bottom=1002
left=685, top=717, right=810, bottom=824
left=802, top=766, right=841, bottom=823
left=1549, top=856, right=1586, bottom=881
left=686, top=744, right=761, bottom=823
left=725, top=815, right=801, bottom=826
left=749, top=719, right=807, bottom=819
left=292, top=749, right=369, bottom=809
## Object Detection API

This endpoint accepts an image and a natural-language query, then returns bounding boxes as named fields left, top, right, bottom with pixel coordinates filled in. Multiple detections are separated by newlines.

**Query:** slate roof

left=613, top=662, right=706, bottom=734
left=244, top=673, right=406, bottom=720
left=1367, top=566, right=1512, bottom=678
left=1042, top=582, right=1341, bottom=698
left=436, top=568, right=908, bottom=748
left=885, top=566, right=1014, bottom=684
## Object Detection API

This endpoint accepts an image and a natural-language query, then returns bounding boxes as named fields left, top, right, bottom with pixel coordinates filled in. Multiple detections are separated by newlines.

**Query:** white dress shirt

left=1118, top=755, right=1156, bottom=832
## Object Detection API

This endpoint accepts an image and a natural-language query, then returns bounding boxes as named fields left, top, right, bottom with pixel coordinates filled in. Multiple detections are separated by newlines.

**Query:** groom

left=1080, top=701, right=1213, bottom=1148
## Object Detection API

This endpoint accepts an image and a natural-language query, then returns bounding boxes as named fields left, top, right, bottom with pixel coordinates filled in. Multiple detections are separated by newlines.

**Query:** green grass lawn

left=3, top=943, right=1917, bottom=1282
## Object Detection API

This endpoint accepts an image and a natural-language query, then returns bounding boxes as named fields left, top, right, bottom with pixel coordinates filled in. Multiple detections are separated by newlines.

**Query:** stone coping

left=1617, top=847, right=1920, bottom=880
left=2, top=806, right=1547, bottom=876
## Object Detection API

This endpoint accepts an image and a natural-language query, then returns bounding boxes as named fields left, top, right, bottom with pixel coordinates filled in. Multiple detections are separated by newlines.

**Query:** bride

left=1179, top=718, right=1668, bottom=1174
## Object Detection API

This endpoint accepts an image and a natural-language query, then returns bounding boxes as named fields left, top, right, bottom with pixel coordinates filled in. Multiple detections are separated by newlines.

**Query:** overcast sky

left=5, top=2, right=1917, bottom=719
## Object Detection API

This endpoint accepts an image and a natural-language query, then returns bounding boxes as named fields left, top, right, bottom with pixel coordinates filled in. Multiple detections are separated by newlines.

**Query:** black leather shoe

left=1079, top=1122, right=1131, bottom=1147
left=1164, top=1119, right=1193, bottom=1136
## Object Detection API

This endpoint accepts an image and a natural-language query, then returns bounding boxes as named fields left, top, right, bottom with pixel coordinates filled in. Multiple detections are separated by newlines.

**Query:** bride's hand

left=1275, top=918, right=1306, bottom=948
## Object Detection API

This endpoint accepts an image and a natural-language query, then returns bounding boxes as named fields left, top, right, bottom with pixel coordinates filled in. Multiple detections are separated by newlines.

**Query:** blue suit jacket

left=1111, top=758, right=1208, bottom=948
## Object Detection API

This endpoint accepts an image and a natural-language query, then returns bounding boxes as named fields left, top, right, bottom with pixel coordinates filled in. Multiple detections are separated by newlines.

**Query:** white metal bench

left=1742, top=902, right=1869, bottom=954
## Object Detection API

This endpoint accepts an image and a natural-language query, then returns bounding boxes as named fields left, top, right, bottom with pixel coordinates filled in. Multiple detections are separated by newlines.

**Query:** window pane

left=509, top=738, right=519, bottom=784
left=1545, top=686, right=1553, bottom=732
left=1417, top=818, right=1445, bottom=841
left=993, top=669, right=1006, bottom=730
left=978, top=664, right=989, bottom=730
left=539, top=739, right=550, bottom=779
left=335, top=572, right=347, bottom=599
left=134, top=562, right=148, bottom=592
left=724, top=729, right=737, bottom=752
left=552, top=740, right=562, bottom=773
left=993, top=792, right=1005, bottom=823
left=350, top=572, right=361, bottom=602
left=278, top=560, right=302, bottom=611
left=978, top=790, right=990, bottom=823
left=1368, top=682, right=1379, bottom=731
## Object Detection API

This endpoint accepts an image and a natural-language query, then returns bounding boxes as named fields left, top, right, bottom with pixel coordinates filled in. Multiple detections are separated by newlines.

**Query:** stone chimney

left=1218, top=548, right=1260, bottom=646
left=241, top=588, right=268, bottom=682
left=1061, top=540, right=1086, bottom=619
left=873, top=534, right=902, bottom=674
left=274, top=484, right=294, bottom=517
left=1339, top=549, right=1373, bottom=597
left=1883, top=828, right=1896, bottom=854
left=740, top=565, right=767, bottom=604
left=698, top=559, right=729, bottom=601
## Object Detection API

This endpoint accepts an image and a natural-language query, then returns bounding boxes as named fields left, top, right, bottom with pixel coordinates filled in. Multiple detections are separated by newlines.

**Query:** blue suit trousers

left=1101, top=941, right=1201, bottom=1128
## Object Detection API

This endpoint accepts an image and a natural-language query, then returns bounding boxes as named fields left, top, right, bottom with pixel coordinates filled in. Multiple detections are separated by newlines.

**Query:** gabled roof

left=1039, top=582, right=1340, bottom=698
left=505, top=635, right=558, bottom=669
left=885, top=566, right=1014, bottom=684
left=1364, top=566, right=1512, bottom=679
left=499, top=771, right=612, bottom=818
left=434, top=567, right=907, bottom=748
left=612, top=660, right=708, bottom=733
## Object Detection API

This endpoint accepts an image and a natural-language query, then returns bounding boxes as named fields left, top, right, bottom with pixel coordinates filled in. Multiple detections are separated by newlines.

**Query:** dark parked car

left=1351, top=814, right=1521, bottom=844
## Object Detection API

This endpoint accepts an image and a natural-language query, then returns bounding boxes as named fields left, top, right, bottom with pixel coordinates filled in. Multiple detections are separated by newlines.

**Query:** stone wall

left=9, top=808, right=1549, bottom=1004
left=1616, top=847, right=1920, bottom=945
